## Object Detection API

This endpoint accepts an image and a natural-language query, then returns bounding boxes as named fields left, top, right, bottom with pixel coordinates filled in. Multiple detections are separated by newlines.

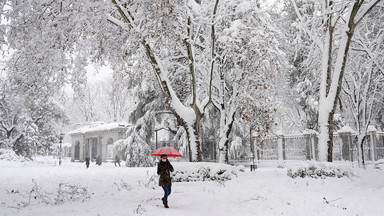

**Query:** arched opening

left=74, top=141, right=80, bottom=160
left=107, top=138, right=114, bottom=160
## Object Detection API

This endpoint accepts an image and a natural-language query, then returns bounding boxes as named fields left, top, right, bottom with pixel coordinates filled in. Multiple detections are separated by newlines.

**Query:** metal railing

left=200, top=127, right=384, bottom=164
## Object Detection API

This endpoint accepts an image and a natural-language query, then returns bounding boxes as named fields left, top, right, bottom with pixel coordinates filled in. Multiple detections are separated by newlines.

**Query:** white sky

left=85, top=65, right=113, bottom=84
left=63, top=64, right=113, bottom=96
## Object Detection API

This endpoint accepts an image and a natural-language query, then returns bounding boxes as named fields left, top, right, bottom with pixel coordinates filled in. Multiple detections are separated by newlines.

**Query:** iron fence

left=199, top=128, right=384, bottom=163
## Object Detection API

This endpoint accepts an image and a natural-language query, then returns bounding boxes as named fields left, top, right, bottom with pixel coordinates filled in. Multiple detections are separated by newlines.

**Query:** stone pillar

left=277, top=133, right=285, bottom=161
left=253, top=136, right=259, bottom=161
left=71, top=141, right=75, bottom=162
left=337, top=126, right=355, bottom=161
left=100, top=136, right=107, bottom=162
left=368, top=125, right=377, bottom=161
left=255, top=137, right=260, bottom=161
left=311, top=133, right=317, bottom=160
left=303, top=129, right=317, bottom=160
left=303, top=130, right=311, bottom=160
left=79, top=137, right=84, bottom=162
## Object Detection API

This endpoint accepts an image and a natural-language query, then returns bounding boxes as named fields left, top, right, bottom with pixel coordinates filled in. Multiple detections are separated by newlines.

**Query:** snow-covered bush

left=287, top=163, right=355, bottom=179
left=54, top=182, right=91, bottom=205
left=7, top=179, right=91, bottom=209
left=139, top=171, right=158, bottom=189
left=0, top=149, right=28, bottom=162
left=114, top=136, right=154, bottom=167
left=114, top=110, right=156, bottom=167
left=171, top=162, right=237, bottom=182
left=237, top=165, right=245, bottom=172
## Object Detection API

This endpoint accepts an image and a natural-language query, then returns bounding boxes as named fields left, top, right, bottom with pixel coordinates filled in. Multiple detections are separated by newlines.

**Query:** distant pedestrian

left=157, top=154, right=174, bottom=208
left=114, top=155, right=121, bottom=167
left=85, top=156, right=90, bottom=169
left=96, top=155, right=102, bottom=166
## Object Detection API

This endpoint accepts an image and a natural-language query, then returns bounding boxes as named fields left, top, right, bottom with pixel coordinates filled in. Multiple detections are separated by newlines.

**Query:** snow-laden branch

left=106, top=15, right=129, bottom=31
left=351, top=40, right=384, bottom=76
left=203, top=0, right=220, bottom=112
left=354, top=0, right=382, bottom=25
left=290, top=0, right=324, bottom=52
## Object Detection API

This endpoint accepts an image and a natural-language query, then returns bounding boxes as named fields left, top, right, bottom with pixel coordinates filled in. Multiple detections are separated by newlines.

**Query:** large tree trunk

left=109, top=0, right=224, bottom=163
left=318, top=107, right=330, bottom=161
left=183, top=106, right=203, bottom=162
left=327, top=111, right=335, bottom=162
left=218, top=111, right=235, bottom=164
left=357, top=134, right=366, bottom=169
left=184, top=122, right=203, bottom=162
left=317, top=1, right=362, bottom=162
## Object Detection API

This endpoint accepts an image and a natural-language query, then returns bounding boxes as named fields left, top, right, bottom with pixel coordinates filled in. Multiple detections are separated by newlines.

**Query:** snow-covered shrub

left=138, top=171, right=158, bottom=189
left=237, top=165, right=245, bottom=172
left=54, top=182, right=91, bottom=205
left=0, top=149, right=28, bottom=162
left=8, top=179, right=91, bottom=209
left=287, top=163, right=355, bottom=179
left=171, top=162, right=237, bottom=182
left=114, top=136, right=154, bottom=167
left=114, top=180, right=133, bottom=192
left=114, top=111, right=156, bottom=167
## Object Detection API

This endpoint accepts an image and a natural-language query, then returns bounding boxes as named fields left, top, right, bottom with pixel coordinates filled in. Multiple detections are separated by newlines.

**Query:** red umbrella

left=151, top=147, right=182, bottom=157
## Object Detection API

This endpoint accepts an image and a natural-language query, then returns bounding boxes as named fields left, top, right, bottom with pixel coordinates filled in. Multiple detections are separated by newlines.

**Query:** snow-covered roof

left=367, top=125, right=377, bottom=132
left=61, top=142, right=72, bottom=147
left=337, top=126, right=355, bottom=134
left=69, top=122, right=130, bottom=135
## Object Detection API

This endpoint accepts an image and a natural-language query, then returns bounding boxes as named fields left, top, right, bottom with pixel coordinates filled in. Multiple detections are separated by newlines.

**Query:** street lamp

left=249, top=126, right=256, bottom=171
left=59, top=133, right=65, bottom=166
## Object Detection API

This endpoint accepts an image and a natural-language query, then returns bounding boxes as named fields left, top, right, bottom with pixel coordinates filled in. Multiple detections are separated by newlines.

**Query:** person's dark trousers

left=162, top=186, right=172, bottom=202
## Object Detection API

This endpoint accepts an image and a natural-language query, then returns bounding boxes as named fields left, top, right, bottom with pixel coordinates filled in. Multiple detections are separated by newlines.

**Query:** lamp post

left=59, top=133, right=65, bottom=166
left=249, top=126, right=256, bottom=171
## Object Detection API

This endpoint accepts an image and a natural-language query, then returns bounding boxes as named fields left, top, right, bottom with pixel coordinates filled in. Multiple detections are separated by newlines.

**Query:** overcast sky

left=86, top=65, right=113, bottom=84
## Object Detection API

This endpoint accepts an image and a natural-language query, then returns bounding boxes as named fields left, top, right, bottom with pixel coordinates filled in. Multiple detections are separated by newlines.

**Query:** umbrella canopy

left=151, top=147, right=182, bottom=157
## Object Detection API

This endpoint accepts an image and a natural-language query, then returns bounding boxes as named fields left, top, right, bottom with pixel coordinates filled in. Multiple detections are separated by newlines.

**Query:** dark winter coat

left=157, top=160, right=174, bottom=187
left=115, top=155, right=120, bottom=162
left=85, top=157, right=90, bottom=164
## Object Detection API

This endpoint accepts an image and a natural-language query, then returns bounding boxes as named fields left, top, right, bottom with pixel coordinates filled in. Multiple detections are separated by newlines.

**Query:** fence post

left=303, top=129, right=311, bottom=160
left=303, top=129, right=317, bottom=160
left=368, top=125, right=377, bottom=162
left=277, top=132, right=285, bottom=161
left=337, top=126, right=354, bottom=161
left=311, top=132, right=317, bottom=160
left=255, top=136, right=260, bottom=161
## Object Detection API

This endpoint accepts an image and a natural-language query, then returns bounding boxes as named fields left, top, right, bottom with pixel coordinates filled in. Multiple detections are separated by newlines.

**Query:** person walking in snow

left=85, top=155, right=90, bottom=169
left=157, top=154, right=174, bottom=208
left=114, top=154, right=121, bottom=167
left=96, top=155, right=102, bottom=166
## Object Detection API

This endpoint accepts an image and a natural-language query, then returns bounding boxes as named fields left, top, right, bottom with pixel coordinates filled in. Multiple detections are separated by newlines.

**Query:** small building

left=69, top=122, right=129, bottom=162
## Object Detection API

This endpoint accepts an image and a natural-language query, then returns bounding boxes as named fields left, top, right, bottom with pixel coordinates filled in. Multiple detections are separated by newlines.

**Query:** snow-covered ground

left=1, top=159, right=384, bottom=216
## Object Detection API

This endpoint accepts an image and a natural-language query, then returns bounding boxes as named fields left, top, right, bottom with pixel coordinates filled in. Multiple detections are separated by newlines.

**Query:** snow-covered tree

left=101, top=72, right=132, bottom=122
left=194, top=0, right=283, bottom=163
left=341, top=7, right=384, bottom=167
left=291, top=0, right=383, bottom=162
left=0, top=80, right=67, bottom=157
left=114, top=111, right=156, bottom=167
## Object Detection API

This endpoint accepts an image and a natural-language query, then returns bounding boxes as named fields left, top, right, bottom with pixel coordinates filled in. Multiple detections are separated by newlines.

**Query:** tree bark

left=357, top=135, right=366, bottom=169
left=184, top=113, right=203, bottom=162
left=318, top=1, right=361, bottom=162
